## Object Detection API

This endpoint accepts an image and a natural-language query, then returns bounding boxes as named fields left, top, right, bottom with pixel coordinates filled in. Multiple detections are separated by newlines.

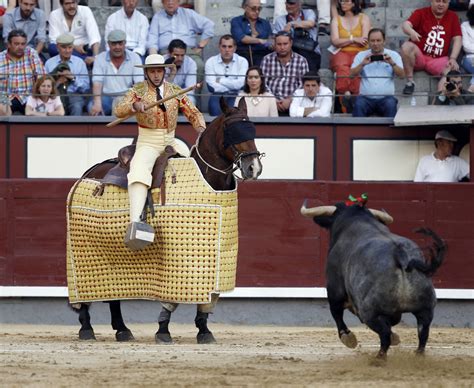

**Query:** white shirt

left=414, top=152, right=470, bottom=182
left=105, top=8, right=149, bottom=56
left=289, top=85, right=333, bottom=118
left=204, top=53, right=248, bottom=93
left=48, top=5, right=101, bottom=47
left=461, top=21, right=474, bottom=56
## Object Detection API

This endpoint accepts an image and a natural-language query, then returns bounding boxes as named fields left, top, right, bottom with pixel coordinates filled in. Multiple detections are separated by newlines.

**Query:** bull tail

left=406, top=228, right=446, bottom=276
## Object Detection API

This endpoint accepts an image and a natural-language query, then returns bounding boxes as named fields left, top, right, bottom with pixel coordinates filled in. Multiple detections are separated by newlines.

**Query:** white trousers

left=128, top=127, right=177, bottom=222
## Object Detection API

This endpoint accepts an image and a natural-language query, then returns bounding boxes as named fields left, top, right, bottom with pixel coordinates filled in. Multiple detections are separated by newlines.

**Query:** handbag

left=292, top=27, right=317, bottom=52
left=287, top=10, right=317, bottom=52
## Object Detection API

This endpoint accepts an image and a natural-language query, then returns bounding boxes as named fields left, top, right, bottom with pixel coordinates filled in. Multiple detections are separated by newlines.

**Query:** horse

left=70, top=97, right=263, bottom=344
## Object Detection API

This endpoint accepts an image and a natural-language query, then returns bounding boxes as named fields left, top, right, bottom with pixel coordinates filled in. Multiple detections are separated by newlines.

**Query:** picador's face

left=146, top=67, right=165, bottom=87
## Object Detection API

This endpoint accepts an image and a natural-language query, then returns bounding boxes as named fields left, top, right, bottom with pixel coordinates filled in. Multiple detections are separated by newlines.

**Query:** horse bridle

left=191, top=114, right=264, bottom=176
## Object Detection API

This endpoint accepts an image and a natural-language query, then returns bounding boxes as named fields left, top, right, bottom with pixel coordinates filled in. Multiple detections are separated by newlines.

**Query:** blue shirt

left=3, top=7, right=47, bottom=47
left=147, top=8, right=214, bottom=51
left=92, top=50, right=144, bottom=95
left=231, top=15, right=272, bottom=53
left=351, top=48, right=404, bottom=98
left=164, top=54, right=197, bottom=105
left=45, top=55, right=90, bottom=94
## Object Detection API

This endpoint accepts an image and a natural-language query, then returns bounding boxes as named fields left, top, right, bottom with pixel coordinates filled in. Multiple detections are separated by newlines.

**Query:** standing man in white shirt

left=105, top=0, right=149, bottom=61
left=414, top=130, right=470, bottom=182
left=48, top=0, right=101, bottom=66
left=290, top=71, right=332, bottom=117
left=204, top=34, right=248, bottom=116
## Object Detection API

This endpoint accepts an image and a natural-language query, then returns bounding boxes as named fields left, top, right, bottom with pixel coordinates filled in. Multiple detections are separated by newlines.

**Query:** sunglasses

left=246, top=5, right=263, bottom=12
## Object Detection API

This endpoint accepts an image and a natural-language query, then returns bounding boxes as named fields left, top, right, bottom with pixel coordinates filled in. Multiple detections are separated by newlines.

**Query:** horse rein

left=190, top=116, right=264, bottom=177
left=191, top=131, right=236, bottom=176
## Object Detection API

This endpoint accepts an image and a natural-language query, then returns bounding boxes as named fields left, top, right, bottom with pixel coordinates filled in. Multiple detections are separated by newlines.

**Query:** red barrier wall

left=1, top=180, right=473, bottom=289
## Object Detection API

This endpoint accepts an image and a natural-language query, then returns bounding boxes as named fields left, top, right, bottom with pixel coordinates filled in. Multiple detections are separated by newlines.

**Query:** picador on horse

left=66, top=54, right=264, bottom=344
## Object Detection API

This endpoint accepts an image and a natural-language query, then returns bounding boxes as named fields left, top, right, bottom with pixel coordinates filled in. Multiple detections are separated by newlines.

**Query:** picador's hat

left=135, top=54, right=175, bottom=69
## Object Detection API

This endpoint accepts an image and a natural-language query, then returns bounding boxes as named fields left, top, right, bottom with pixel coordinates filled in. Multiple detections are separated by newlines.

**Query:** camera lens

left=446, top=82, right=456, bottom=92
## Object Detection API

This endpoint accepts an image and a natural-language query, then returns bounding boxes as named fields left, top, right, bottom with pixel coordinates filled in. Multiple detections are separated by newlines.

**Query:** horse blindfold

left=223, top=121, right=256, bottom=149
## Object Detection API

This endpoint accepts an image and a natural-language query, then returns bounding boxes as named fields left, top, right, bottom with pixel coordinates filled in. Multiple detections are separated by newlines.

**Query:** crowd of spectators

left=0, top=0, right=473, bottom=120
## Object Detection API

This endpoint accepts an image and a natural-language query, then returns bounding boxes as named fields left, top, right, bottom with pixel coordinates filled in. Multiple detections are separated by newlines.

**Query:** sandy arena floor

left=0, top=324, right=473, bottom=387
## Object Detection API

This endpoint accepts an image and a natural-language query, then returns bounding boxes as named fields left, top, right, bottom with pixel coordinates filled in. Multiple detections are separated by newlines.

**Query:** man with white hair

left=147, top=0, right=214, bottom=79
left=414, top=130, right=469, bottom=182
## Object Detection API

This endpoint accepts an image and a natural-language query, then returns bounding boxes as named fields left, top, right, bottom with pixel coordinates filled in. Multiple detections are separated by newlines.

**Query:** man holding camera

left=350, top=28, right=404, bottom=117
left=45, top=33, right=90, bottom=116
left=432, top=70, right=474, bottom=105
left=164, top=39, right=197, bottom=106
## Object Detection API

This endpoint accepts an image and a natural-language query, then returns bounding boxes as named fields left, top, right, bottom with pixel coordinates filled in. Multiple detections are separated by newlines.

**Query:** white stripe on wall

left=1, top=287, right=473, bottom=300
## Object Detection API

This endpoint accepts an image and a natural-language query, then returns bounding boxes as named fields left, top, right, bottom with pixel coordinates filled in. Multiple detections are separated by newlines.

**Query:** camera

left=370, top=54, right=384, bottom=62
left=445, top=82, right=457, bottom=92
left=164, top=56, right=175, bottom=65
left=52, top=63, right=75, bottom=84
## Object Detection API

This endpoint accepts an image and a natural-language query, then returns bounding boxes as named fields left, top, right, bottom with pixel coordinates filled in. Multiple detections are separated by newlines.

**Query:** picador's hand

left=133, top=101, right=146, bottom=113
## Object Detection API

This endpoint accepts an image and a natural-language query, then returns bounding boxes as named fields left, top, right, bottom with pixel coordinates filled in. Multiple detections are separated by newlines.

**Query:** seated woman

left=329, top=0, right=370, bottom=113
left=231, top=0, right=273, bottom=67
left=461, top=2, right=474, bottom=93
left=25, top=75, right=65, bottom=116
left=234, top=66, right=278, bottom=117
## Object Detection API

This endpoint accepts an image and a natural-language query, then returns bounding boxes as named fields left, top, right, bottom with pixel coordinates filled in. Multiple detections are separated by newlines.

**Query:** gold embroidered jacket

left=114, top=81, right=205, bottom=132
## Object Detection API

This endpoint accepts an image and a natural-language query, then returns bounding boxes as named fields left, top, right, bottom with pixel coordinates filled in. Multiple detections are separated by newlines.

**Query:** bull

left=301, top=200, right=446, bottom=358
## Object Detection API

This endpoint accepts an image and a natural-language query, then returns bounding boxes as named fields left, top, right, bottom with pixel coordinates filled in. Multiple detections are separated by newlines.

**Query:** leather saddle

left=92, top=145, right=180, bottom=208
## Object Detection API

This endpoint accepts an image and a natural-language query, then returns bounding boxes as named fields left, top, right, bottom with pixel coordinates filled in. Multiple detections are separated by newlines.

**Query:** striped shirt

left=260, top=51, right=309, bottom=100
left=0, top=47, right=45, bottom=104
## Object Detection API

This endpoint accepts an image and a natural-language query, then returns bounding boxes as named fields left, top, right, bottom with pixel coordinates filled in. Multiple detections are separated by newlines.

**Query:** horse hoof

left=116, top=330, right=135, bottom=342
left=340, top=331, right=358, bottom=349
left=415, top=348, right=425, bottom=356
left=376, top=350, right=388, bottom=360
left=391, top=332, right=401, bottom=346
left=155, top=331, right=173, bottom=344
left=79, top=329, right=96, bottom=341
left=197, top=332, right=216, bottom=344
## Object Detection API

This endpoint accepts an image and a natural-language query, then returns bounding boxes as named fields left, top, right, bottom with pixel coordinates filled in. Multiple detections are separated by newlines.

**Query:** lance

left=106, top=83, right=199, bottom=128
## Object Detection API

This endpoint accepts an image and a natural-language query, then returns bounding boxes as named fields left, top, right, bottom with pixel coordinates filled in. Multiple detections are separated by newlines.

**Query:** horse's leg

left=156, top=302, right=178, bottom=344
left=195, top=294, right=219, bottom=344
left=109, top=301, right=135, bottom=342
left=77, top=304, right=96, bottom=341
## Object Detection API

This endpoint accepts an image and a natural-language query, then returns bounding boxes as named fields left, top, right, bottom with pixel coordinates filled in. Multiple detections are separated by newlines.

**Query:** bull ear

left=237, top=96, right=248, bottom=115
left=220, top=96, right=230, bottom=115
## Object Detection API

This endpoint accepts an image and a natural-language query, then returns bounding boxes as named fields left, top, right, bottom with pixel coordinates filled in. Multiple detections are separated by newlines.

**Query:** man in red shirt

left=400, top=0, right=462, bottom=95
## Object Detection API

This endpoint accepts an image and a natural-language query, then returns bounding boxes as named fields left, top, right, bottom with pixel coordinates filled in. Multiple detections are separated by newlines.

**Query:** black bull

left=301, top=201, right=446, bottom=358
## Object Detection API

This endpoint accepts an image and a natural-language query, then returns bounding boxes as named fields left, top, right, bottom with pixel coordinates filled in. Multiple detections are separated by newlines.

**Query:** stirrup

left=124, top=221, right=155, bottom=251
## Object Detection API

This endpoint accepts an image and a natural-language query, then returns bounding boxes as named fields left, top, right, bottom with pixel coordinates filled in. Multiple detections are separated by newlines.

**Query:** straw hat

left=135, top=54, right=175, bottom=68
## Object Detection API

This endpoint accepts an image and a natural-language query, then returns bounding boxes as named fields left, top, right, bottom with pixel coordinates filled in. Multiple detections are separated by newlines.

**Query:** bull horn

left=300, top=200, right=337, bottom=218
left=368, top=209, right=394, bottom=225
